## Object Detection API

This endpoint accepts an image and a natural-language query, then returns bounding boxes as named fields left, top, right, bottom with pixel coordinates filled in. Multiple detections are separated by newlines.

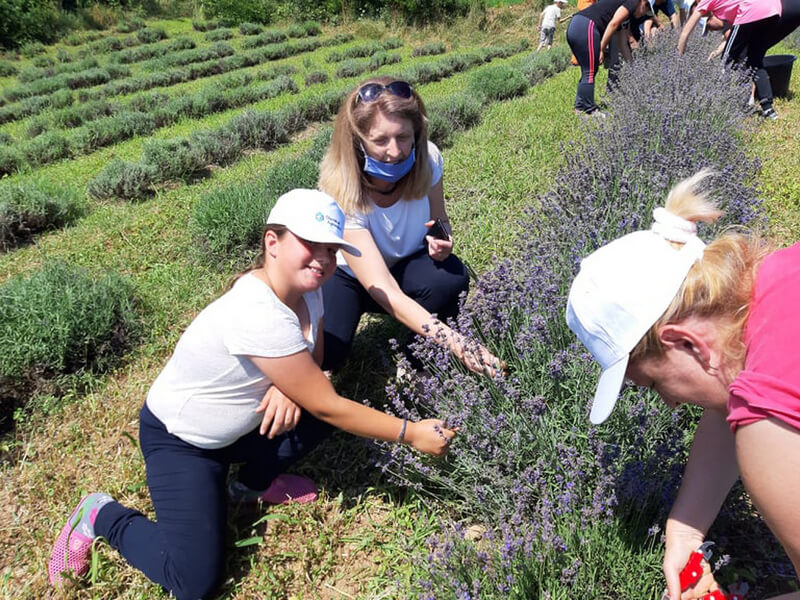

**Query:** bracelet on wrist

left=397, top=417, right=408, bottom=444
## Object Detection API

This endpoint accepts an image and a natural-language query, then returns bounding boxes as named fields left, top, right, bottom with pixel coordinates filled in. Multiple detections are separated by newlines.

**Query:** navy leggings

left=321, top=248, right=470, bottom=372
left=94, top=403, right=333, bottom=600
left=723, top=14, right=781, bottom=111
left=567, top=14, right=602, bottom=113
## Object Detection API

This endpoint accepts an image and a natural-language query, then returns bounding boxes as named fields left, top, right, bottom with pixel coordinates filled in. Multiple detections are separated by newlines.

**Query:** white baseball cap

left=565, top=208, right=706, bottom=424
left=267, top=189, right=361, bottom=256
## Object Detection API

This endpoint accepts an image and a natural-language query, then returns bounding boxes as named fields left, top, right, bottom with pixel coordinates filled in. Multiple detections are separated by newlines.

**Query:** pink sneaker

left=48, top=493, right=113, bottom=587
left=228, top=474, right=318, bottom=505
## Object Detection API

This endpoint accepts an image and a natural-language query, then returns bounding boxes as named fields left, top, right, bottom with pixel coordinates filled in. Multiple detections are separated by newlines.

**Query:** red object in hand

left=679, top=541, right=715, bottom=589
left=665, top=541, right=746, bottom=600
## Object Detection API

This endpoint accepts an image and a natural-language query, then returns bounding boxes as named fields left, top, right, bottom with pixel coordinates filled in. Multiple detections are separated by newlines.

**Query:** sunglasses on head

left=355, top=80, right=413, bottom=104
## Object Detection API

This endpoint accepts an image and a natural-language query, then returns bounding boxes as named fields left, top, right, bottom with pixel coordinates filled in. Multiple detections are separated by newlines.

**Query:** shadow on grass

left=218, top=314, right=421, bottom=593
left=301, top=314, right=411, bottom=503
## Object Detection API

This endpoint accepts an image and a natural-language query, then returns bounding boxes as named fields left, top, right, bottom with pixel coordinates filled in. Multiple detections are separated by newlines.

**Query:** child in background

left=538, top=0, right=569, bottom=50
left=48, top=189, right=457, bottom=600
left=566, top=172, right=800, bottom=599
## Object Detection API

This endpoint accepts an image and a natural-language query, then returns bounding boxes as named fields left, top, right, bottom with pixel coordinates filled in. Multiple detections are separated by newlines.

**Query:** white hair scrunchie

left=651, top=207, right=698, bottom=243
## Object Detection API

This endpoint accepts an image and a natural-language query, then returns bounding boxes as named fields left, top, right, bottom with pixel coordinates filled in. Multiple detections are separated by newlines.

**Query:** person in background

left=628, top=7, right=661, bottom=46
left=318, top=76, right=503, bottom=377
left=566, top=0, right=650, bottom=114
left=566, top=171, right=800, bottom=600
left=679, top=0, right=696, bottom=25
left=678, top=0, right=782, bottom=119
left=649, top=0, right=682, bottom=28
left=765, top=0, right=800, bottom=49
left=571, top=0, right=598, bottom=64
left=48, top=190, right=457, bottom=600
left=538, top=0, right=569, bottom=51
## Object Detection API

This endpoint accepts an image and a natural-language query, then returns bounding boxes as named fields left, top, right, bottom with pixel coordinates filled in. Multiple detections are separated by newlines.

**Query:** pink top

left=728, top=242, right=800, bottom=433
left=696, top=0, right=781, bottom=24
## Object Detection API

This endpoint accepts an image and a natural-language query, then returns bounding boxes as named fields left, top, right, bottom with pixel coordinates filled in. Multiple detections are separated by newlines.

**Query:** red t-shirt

left=728, top=242, right=800, bottom=432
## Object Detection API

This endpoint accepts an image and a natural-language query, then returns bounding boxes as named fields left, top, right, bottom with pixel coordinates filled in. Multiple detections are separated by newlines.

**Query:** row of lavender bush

left=85, top=40, right=533, bottom=201
left=0, top=33, right=352, bottom=129
left=23, top=66, right=295, bottom=139
left=379, top=33, right=796, bottom=598
left=189, top=47, right=572, bottom=271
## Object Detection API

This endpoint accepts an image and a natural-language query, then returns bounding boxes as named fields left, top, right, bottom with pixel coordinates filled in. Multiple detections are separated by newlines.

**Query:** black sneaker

left=761, top=107, right=778, bottom=120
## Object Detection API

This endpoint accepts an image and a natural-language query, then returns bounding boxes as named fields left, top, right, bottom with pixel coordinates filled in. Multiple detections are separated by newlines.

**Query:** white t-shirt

left=146, top=273, right=323, bottom=449
left=337, top=141, right=444, bottom=274
left=542, top=4, right=561, bottom=29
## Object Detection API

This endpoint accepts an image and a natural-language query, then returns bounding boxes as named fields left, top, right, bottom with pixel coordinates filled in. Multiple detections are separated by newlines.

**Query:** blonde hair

left=630, top=171, right=771, bottom=368
left=318, top=75, right=432, bottom=216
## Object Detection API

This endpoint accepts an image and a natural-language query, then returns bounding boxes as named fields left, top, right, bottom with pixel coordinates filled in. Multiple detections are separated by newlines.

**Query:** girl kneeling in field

left=567, top=172, right=800, bottom=599
left=48, top=189, right=456, bottom=600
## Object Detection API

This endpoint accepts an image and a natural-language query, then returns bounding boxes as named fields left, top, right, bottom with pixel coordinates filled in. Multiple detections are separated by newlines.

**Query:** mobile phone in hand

left=428, top=218, right=449, bottom=240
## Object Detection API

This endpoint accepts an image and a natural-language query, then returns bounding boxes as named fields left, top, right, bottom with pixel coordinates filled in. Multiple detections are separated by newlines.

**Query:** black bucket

left=763, top=54, right=796, bottom=99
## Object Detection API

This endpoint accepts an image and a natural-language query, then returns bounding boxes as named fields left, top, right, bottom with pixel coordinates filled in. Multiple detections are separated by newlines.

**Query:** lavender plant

left=375, top=32, right=793, bottom=598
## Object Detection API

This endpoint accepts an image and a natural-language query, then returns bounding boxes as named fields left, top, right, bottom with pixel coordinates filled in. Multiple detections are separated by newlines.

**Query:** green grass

left=446, top=67, right=581, bottom=270
left=755, top=43, right=800, bottom=243
left=0, top=39, right=531, bottom=194
left=486, top=0, right=528, bottom=6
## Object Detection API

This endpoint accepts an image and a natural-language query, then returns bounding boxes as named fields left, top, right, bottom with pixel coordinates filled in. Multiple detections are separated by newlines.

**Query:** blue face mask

left=361, top=145, right=416, bottom=183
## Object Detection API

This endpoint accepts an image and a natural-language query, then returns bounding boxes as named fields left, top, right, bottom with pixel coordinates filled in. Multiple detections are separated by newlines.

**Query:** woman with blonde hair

left=318, top=76, right=502, bottom=376
left=566, top=172, right=800, bottom=599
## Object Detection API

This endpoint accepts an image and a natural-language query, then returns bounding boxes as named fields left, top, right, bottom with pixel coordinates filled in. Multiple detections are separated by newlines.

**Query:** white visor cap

left=267, top=189, right=361, bottom=257
left=566, top=230, right=705, bottom=424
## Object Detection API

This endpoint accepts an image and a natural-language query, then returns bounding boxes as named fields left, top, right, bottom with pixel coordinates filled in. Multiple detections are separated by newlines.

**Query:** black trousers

left=95, top=403, right=333, bottom=600
left=567, top=14, right=602, bottom=113
left=765, top=0, right=800, bottom=51
left=321, top=248, right=470, bottom=372
left=723, top=14, right=781, bottom=110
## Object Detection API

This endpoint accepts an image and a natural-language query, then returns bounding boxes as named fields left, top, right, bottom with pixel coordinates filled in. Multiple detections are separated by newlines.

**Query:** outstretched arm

left=341, top=227, right=503, bottom=376
left=250, top=350, right=456, bottom=455
left=599, top=5, right=632, bottom=63
left=677, top=8, right=705, bottom=54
